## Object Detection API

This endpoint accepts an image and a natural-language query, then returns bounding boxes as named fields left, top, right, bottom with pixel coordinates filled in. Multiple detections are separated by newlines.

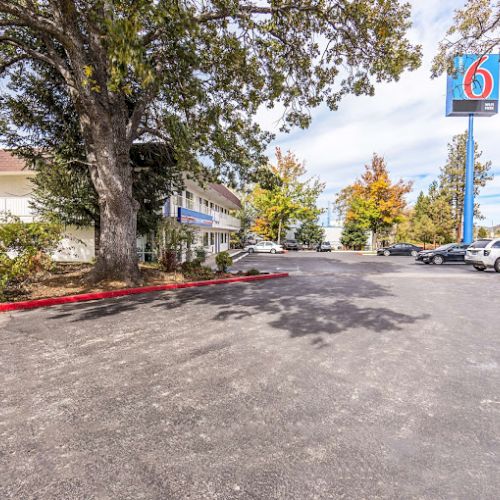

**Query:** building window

left=210, top=233, right=214, bottom=245
left=203, top=232, right=209, bottom=246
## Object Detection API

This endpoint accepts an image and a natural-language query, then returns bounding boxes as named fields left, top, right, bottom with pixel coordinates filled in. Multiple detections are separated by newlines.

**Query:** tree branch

left=0, top=35, right=76, bottom=87
left=0, top=1, right=69, bottom=45
left=0, top=54, right=28, bottom=74
left=196, top=4, right=319, bottom=22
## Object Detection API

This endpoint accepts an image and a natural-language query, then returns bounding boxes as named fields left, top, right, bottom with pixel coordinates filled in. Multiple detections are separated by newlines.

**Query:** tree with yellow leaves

left=336, top=154, right=412, bottom=249
left=251, top=148, right=324, bottom=243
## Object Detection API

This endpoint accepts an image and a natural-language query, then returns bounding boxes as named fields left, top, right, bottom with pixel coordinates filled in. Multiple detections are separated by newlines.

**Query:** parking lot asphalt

left=1, top=252, right=499, bottom=499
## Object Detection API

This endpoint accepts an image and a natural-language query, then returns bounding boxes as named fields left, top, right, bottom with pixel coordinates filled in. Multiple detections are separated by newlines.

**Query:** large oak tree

left=0, top=0, right=421, bottom=282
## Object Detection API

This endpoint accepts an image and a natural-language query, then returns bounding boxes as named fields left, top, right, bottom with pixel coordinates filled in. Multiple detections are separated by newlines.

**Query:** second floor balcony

left=170, top=196, right=241, bottom=231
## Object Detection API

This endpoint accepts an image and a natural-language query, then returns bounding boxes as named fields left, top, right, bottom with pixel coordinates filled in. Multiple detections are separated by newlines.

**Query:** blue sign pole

left=463, top=113, right=475, bottom=244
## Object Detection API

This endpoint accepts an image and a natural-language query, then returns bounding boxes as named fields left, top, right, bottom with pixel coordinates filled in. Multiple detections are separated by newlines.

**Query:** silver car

left=245, top=241, right=284, bottom=254
left=465, top=238, right=500, bottom=272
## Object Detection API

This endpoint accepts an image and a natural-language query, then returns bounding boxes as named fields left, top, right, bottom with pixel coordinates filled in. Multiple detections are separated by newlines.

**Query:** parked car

left=283, top=239, right=301, bottom=251
left=416, top=243, right=469, bottom=265
left=465, top=238, right=500, bottom=272
left=244, top=241, right=284, bottom=254
left=316, top=241, right=332, bottom=252
left=377, top=243, right=422, bottom=257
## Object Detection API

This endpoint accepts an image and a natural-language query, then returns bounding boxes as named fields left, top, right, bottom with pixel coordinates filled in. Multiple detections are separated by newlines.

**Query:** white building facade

left=139, top=178, right=241, bottom=259
left=0, top=150, right=241, bottom=262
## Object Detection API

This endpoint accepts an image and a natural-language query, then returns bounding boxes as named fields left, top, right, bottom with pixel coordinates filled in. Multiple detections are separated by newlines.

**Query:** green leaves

left=432, top=0, right=499, bottom=77
left=0, top=215, right=62, bottom=298
left=336, top=154, right=412, bottom=243
left=0, top=0, right=422, bottom=186
left=295, top=220, right=325, bottom=245
left=438, top=131, right=492, bottom=239
left=250, top=148, right=324, bottom=241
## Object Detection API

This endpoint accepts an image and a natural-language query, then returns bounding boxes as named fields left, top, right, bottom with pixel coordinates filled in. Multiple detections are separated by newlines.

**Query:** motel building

left=0, top=149, right=241, bottom=262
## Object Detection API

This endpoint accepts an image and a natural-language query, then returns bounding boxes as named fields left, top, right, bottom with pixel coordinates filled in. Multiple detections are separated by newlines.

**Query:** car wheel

left=473, top=265, right=485, bottom=271
left=411, top=250, right=418, bottom=257
left=424, top=261, right=430, bottom=264
left=494, top=259, right=500, bottom=273
left=270, top=248, right=276, bottom=254
left=432, top=255, right=444, bottom=265
left=248, top=248, right=254, bottom=253
left=383, top=250, right=390, bottom=257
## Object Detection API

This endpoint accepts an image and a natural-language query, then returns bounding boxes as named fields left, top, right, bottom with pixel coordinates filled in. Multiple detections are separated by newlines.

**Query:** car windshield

left=435, top=243, right=455, bottom=251
left=469, top=240, right=491, bottom=248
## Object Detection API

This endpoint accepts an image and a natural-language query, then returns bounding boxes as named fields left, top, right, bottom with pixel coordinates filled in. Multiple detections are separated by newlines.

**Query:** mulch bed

left=2, top=262, right=233, bottom=303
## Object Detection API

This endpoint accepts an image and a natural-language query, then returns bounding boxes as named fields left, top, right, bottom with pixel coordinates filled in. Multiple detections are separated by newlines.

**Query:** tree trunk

left=277, top=218, right=282, bottom=244
left=85, top=125, right=141, bottom=285
left=91, top=189, right=140, bottom=284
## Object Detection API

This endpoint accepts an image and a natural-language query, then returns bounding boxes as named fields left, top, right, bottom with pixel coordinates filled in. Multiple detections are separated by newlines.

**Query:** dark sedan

left=416, top=243, right=469, bottom=265
left=283, top=239, right=301, bottom=251
left=377, top=243, right=422, bottom=257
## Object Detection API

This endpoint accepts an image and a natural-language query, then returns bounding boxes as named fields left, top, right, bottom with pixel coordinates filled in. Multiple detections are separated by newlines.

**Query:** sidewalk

left=205, top=249, right=246, bottom=269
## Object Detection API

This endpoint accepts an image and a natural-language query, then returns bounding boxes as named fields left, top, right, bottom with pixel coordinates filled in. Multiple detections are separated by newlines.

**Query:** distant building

left=0, top=150, right=241, bottom=262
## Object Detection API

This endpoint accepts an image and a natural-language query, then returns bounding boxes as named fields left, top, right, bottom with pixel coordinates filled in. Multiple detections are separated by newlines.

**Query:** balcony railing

left=0, top=197, right=35, bottom=221
left=172, top=196, right=241, bottom=230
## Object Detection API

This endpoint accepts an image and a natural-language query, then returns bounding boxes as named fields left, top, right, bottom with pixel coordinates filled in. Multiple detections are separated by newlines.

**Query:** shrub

left=0, top=215, right=62, bottom=298
left=245, top=268, right=260, bottom=276
left=194, top=247, right=207, bottom=265
left=183, top=265, right=214, bottom=281
left=180, top=260, right=200, bottom=275
left=155, top=218, right=195, bottom=272
left=215, top=251, right=233, bottom=273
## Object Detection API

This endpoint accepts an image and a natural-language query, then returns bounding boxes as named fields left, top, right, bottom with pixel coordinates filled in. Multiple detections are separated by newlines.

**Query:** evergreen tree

left=295, top=220, right=325, bottom=247
left=438, top=132, right=492, bottom=241
left=340, top=221, right=368, bottom=250
left=409, top=184, right=454, bottom=246
left=477, top=227, right=489, bottom=239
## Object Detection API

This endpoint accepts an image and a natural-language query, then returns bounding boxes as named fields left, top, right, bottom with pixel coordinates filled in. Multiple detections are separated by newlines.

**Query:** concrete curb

left=0, top=273, right=289, bottom=313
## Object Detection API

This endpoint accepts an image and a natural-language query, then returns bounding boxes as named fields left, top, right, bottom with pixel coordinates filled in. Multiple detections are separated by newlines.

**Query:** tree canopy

left=0, top=0, right=422, bottom=281
left=438, top=132, right=492, bottom=241
left=432, top=0, right=500, bottom=76
left=250, top=148, right=324, bottom=242
left=409, top=182, right=454, bottom=246
left=340, top=221, right=367, bottom=250
left=336, top=154, right=412, bottom=248
left=295, top=220, right=325, bottom=246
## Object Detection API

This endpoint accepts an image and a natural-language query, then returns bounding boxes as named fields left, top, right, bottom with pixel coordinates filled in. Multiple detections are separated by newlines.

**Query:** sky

left=256, top=0, right=500, bottom=227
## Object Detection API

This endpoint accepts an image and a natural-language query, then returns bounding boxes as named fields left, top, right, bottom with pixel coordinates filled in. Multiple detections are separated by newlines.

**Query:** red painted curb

left=0, top=273, right=289, bottom=313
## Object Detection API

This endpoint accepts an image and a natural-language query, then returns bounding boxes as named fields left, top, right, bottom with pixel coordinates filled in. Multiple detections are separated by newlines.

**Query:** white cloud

left=257, top=0, right=500, bottom=225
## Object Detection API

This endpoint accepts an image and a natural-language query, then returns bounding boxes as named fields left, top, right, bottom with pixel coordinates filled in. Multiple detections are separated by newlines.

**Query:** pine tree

left=340, top=222, right=368, bottom=250
left=295, top=220, right=325, bottom=247
left=439, top=132, right=492, bottom=241
left=410, top=185, right=454, bottom=246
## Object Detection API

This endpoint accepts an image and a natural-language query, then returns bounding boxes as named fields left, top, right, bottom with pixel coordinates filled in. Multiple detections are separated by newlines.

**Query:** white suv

left=465, top=238, right=500, bottom=272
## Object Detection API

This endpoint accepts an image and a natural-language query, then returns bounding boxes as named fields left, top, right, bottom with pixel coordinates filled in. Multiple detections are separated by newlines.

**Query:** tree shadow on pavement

left=46, top=256, right=429, bottom=344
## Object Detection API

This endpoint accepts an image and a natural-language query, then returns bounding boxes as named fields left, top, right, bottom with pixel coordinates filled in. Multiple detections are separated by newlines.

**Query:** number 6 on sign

left=464, top=55, right=494, bottom=99
left=446, top=54, right=499, bottom=116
